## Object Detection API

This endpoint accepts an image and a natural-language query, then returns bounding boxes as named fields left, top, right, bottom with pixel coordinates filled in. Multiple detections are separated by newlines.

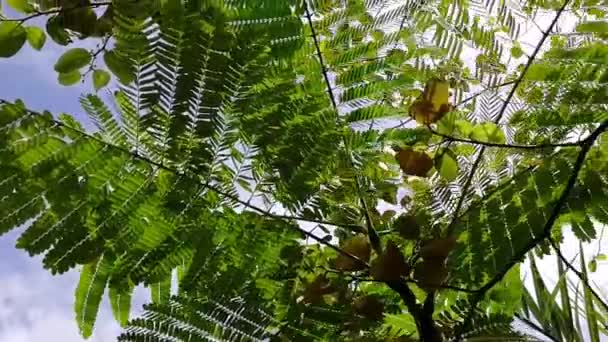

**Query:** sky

left=1, top=2, right=607, bottom=342
left=0, top=3, right=147, bottom=341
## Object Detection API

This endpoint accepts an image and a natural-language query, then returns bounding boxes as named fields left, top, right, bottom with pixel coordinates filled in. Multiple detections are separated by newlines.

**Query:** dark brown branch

left=0, top=2, right=111, bottom=23
left=303, top=5, right=381, bottom=253
left=548, top=237, right=608, bottom=314
left=0, top=99, right=369, bottom=269
left=456, top=119, right=608, bottom=340
left=446, top=0, right=571, bottom=236
left=429, top=127, right=581, bottom=150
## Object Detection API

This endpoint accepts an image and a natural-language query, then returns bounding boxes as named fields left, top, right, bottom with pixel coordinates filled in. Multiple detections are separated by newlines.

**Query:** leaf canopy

left=1, top=0, right=608, bottom=341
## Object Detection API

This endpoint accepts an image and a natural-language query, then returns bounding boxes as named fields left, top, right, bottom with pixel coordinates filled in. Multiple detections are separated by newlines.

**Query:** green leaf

left=576, top=21, right=608, bottom=33
left=104, top=50, right=135, bottom=84
left=0, top=22, right=27, bottom=58
left=75, top=255, right=111, bottom=338
left=109, top=284, right=133, bottom=327
left=54, top=48, right=91, bottom=73
left=470, top=122, right=506, bottom=144
left=58, top=71, right=81, bottom=86
left=7, top=0, right=34, bottom=13
left=46, top=16, right=71, bottom=46
left=25, top=26, right=46, bottom=50
left=92, top=69, right=110, bottom=90
left=436, top=112, right=457, bottom=134
left=511, top=43, right=523, bottom=58
left=150, top=275, right=171, bottom=305
left=597, top=254, right=607, bottom=261
left=580, top=243, right=601, bottom=342
left=589, top=259, right=597, bottom=272
left=434, top=149, right=459, bottom=182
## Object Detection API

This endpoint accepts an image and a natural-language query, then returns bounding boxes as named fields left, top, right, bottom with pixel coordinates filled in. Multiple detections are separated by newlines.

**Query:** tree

left=1, top=0, right=607, bottom=340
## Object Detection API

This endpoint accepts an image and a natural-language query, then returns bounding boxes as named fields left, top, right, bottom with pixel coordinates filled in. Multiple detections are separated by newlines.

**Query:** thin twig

left=304, top=4, right=381, bottom=253
left=428, top=127, right=581, bottom=150
left=455, top=80, right=517, bottom=108
left=514, top=313, right=560, bottom=342
left=549, top=237, right=608, bottom=314
left=0, top=2, right=111, bottom=23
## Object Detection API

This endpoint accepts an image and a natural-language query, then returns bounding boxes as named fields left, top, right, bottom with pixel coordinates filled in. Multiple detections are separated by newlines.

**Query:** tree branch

left=455, top=118, right=608, bottom=340
left=304, top=4, right=382, bottom=253
left=428, top=127, right=581, bottom=150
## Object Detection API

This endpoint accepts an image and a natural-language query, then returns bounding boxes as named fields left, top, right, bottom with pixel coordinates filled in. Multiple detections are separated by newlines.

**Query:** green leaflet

left=46, top=16, right=71, bottom=46
left=0, top=22, right=27, bottom=58
left=103, top=50, right=135, bottom=85
left=576, top=21, right=608, bottom=34
left=7, top=0, right=34, bottom=13
left=75, top=255, right=112, bottom=338
left=469, top=122, right=506, bottom=144
left=580, top=243, right=601, bottom=342
left=58, top=71, right=81, bottom=86
left=54, top=48, right=92, bottom=73
left=434, top=148, right=459, bottom=182
left=25, top=26, right=46, bottom=51
left=109, top=283, right=134, bottom=327
left=150, top=274, right=172, bottom=305
left=92, top=70, right=111, bottom=91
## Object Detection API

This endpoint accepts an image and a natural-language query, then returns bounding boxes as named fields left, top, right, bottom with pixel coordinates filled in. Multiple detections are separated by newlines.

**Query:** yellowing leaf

left=26, top=26, right=46, bottom=51
left=420, top=236, right=457, bottom=259
left=424, top=78, right=450, bottom=112
left=395, top=147, right=433, bottom=177
left=413, top=258, right=448, bottom=291
left=334, top=234, right=370, bottom=271
left=393, top=214, right=419, bottom=240
left=371, top=240, right=410, bottom=281
left=409, top=78, right=453, bottom=124
left=302, top=275, right=336, bottom=304
left=352, top=295, right=384, bottom=321
left=0, top=22, right=27, bottom=58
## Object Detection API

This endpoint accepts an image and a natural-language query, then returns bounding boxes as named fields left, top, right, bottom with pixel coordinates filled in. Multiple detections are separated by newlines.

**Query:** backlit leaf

left=26, top=26, right=46, bottom=50
left=0, top=22, right=27, bottom=58
left=92, top=69, right=110, bottom=90
left=54, top=48, right=91, bottom=73
left=58, top=70, right=81, bottom=86
left=7, top=0, right=34, bottom=13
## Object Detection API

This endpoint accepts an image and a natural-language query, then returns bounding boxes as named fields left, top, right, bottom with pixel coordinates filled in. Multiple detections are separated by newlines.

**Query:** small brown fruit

left=413, top=257, right=448, bottom=291
left=393, top=214, right=420, bottom=240
left=302, top=275, right=336, bottom=304
left=396, top=147, right=434, bottom=177
left=371, top=240, right=410, bottom=282
left=352, top=295, right=384, bottom=321
left=334, top=234, right=371, bottom=271
left=420, top=236, right=457, bottom=259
